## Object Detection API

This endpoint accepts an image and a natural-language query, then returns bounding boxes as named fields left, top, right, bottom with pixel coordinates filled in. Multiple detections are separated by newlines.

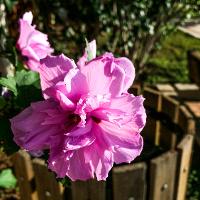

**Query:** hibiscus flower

left=10, top=43, right=146, bottom=181
left=16, top=11, right=53, bottom=71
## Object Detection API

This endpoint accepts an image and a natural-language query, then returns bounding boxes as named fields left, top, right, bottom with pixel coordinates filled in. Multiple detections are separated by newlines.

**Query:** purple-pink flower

left=16, top=11, right=53, bottom=71
left=10, top=44, right=146, bottom=181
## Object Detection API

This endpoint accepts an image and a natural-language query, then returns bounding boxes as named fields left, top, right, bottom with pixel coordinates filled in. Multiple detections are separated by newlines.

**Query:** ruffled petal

left=48, top=136, right=94, bottom=180
left=92, top=94, right=146, bottom=129
left=114, top=57, right=135, bottom=91
left=39, top=54, right=77, bottom=98
left=10, top=101, right=63, bottom=151
left=99, top=120, right=143, bottom=164
left=83, top=124, right=114, bottom=180
left=64, top=68, right=89, bottom=102
left=81, top=53, right=134, bottom=97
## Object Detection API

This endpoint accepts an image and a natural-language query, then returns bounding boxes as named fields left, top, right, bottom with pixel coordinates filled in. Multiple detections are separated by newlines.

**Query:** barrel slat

left=112, top=162, right=147, bottom=200
left=32, top=158, right=64, bottom=200
left=175, top=134, right=194, bottom=200
left=72, top=179, right=106, bottom=200
left=160, top=96, right=179, bottom=149
left=12, top=151, right=38, bottom=200
left=149, top=151, right=177, bottom=200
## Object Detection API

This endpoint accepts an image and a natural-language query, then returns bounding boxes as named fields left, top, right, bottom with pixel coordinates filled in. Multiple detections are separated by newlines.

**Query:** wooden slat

left=112, top=162, right=147, bottom=200
left=72, top=179, right=106, bottom=200
left=175, top=134, right=194, bottom=200
left=155, top=84, right=175, bottom=92
left=143, top=87, right=162, bottom=145
left=12, top=150, right=38, bottom=200
left=178, top=105, right=195, bottom=135
left=143, top=87, right=162, bottom=111
left=142, top=118, right=160, bottom=145
left=174, top=83, right=200, bottom=100
left=149, top=151, right=177, bottom=200
left=160, top=96, right=179, bottom=149
left=32, top=158, right=64, bottom=200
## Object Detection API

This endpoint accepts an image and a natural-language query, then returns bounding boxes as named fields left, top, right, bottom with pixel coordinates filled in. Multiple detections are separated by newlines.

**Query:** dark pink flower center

left=68, top=114, right=81, bottom=124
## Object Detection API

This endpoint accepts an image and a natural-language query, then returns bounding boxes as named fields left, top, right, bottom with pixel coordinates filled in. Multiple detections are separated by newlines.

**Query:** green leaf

left=0, top=169, right=17, bottom=189
left=4, top=0, right=17, bottom=12
left=0, top=76, right=17, bottom=96
left=15, top=70, right=40, bottom=87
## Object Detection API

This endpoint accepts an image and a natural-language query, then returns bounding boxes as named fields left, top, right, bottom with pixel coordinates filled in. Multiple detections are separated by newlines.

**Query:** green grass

left=146, top=30, right=200, bottom=83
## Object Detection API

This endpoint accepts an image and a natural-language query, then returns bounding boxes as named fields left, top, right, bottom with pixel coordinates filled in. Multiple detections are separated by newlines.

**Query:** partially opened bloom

left=16, top=11, right=53, bottom=71
left=10, top=49, right=146, bottom=181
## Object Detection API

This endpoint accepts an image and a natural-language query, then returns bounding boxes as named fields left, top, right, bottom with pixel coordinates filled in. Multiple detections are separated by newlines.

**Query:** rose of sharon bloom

left=16, top=11, right=53, bottom=71
left=10, top=52, right=146, bottom=181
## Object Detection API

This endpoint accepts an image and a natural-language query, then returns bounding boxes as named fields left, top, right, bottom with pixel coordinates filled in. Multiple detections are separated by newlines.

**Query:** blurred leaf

left=0, top=169, right=17, bottom=189
left=15, top=70, right=40, bottom=87
left=4, top=0, right=17, bottom=12
left=0, top=76, right=17, bottom=96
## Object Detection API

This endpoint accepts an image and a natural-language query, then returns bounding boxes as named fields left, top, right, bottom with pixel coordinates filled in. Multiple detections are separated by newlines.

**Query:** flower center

left=64, top=113, right=81, bottom=131
left=68, top=113, right=81, bottom=125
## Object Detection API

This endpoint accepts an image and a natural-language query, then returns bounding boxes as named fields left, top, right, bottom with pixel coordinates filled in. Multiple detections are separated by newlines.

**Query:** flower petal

left=100, top=120, right=143, bottom=164
left=48, top=136, right=94, bottom=180
left=39, top=54, right=77, bottom=98
left=64, top=68, right=88, bottom=102
left=81, top=53, right=132, bottom=97
left=10, top=101, right=63, bottom=151
left=114, top=57, right=135, bottom=91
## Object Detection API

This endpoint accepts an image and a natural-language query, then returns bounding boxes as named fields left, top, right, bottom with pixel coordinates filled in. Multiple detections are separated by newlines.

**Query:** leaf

left=4, top=0, right=17, bottom=12
left=0, top=169, right=17, bottom=189
left=15, top=70, right=40, bottom=87
left=0, top=76, right=17, bottom=96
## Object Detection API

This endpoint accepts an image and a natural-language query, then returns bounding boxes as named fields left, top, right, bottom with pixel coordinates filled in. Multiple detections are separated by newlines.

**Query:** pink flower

left=10, top=52, right=146, bottom=181
left=16, top=11, right=53, bottom=71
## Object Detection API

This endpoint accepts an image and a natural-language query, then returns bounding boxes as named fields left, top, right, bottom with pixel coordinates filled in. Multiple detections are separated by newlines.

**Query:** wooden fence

left=12, top=86, right=195, bottom=200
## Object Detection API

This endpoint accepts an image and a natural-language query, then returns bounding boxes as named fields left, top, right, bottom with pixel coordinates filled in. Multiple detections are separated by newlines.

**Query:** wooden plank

left=12, top=150, right=38, bottom=200
left=155, top=84, right=175, bottom=92
left=185, top=101, right=200, bottom=118
left=72, top=179, right=106, bottom=200
left=175, top=134, right=194, bottom=200
left=142, top=118, right=160, bottom=145
left=143, top=87, right=162, bottom=111
left=32, top=158, right=64, bottom=200
left=112, top=162, right=147, bottom=200
left=174, top=83, right=200, bottom=100
left=143, top=87, right=162, bottom=145
left=149, top=151, right=177, bottom=200
left=178, top=105, right=195, bottom=135
left=160, top=96, right=179, bottom=149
